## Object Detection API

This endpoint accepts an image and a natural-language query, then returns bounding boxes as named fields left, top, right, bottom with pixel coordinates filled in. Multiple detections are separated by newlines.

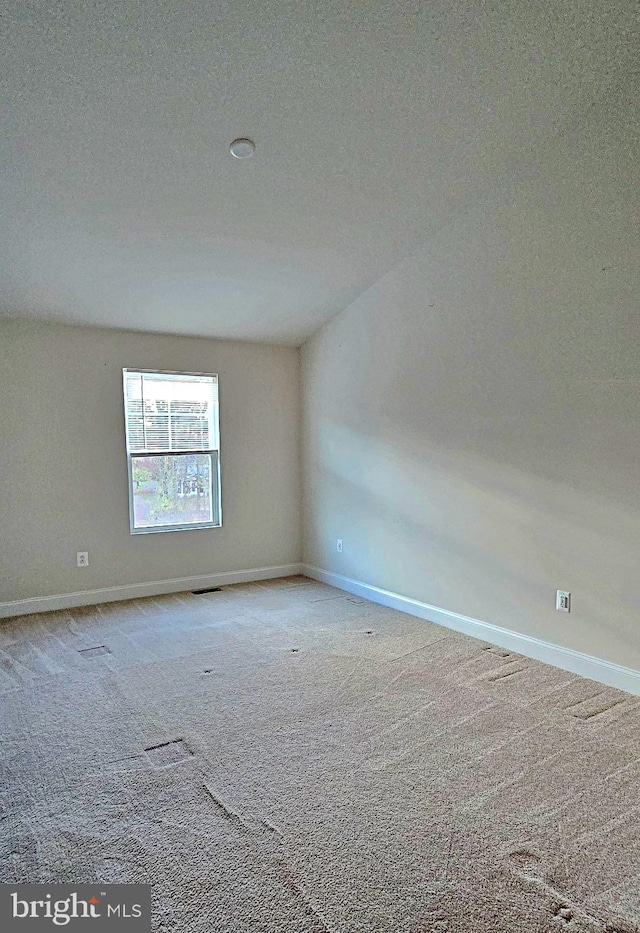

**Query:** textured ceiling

left=2, top=1, right=638, bottom=344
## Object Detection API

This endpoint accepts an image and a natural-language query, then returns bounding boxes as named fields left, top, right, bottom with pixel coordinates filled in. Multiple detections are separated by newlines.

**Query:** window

left=123, top=369, right=221, bottom=533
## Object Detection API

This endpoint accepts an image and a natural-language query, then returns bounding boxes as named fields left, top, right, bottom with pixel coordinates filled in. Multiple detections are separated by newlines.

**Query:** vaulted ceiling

left=2, top=1, right=637, bottom=344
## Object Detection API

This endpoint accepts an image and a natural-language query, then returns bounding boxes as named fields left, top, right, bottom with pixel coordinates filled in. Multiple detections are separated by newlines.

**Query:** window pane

left=131, top=454, right=217, bottom=529
left=124, top=371, right=218, bottom=453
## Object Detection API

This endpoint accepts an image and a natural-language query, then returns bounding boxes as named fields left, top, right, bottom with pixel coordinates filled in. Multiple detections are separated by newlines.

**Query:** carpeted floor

left=1, top=576, right=639, bottom=931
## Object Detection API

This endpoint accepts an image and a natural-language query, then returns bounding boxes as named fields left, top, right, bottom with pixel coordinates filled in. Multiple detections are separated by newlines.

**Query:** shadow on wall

left=309, top=413, right=639, bottom=666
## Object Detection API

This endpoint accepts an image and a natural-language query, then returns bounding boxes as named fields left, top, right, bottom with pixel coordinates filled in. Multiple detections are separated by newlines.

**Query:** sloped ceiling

left=2, top=1, right=638, bottom=344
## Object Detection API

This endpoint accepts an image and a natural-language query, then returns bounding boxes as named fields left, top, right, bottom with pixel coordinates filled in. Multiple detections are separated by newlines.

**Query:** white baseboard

left=302, top=564, right=640, bottom=697
left=0, top=563, right=302, bottom=619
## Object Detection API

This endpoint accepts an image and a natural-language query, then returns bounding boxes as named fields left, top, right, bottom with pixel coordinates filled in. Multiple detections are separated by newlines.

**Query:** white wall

left=0, top=321, right=300, bottom=605
left=301, top=87, right=640, bottom=670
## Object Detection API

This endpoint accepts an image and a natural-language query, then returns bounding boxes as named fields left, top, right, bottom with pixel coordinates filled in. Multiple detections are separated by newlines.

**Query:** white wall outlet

left=556, top=590, right=571, bottom=612
left=336, top=539, right=343, bottom=553
left=77, top=551, right=89, bottom=568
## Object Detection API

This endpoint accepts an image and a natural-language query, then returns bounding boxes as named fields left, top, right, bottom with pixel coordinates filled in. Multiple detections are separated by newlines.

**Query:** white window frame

left=123, top=368, right=222, bottom=535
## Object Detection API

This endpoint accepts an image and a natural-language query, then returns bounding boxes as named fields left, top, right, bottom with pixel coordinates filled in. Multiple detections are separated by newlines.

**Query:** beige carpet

left=1, top=576, right=639, bottom=931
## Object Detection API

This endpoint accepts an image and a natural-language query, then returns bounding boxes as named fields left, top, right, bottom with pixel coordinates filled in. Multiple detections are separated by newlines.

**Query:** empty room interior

left=1, top=1, right=639, bottom=930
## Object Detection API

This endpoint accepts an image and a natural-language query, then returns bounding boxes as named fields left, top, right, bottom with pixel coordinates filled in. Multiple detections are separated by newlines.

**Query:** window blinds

left=124, top=371, right=218, bottom=453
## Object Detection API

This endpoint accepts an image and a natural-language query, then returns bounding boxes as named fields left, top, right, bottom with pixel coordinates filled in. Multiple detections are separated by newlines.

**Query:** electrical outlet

left=77, top=551, right=89, bottom=568
left=556, top=590, right=570, bottom=612
left=336, top=539, right=343, bottom=553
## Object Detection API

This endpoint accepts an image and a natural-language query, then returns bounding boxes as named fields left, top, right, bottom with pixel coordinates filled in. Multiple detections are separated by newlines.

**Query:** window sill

left=130, top=521, right=222, bottom=535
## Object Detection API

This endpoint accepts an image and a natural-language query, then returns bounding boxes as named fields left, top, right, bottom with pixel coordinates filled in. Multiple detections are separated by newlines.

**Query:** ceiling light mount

left=229, top=138, right=256, bottom=159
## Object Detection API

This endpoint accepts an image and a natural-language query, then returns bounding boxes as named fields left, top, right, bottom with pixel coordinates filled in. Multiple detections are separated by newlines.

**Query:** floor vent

left=145, top=739, right=192, bottom=767
left=191, top=587, right=223, bottom=595
left=78, top=645, right=111, bottom=658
